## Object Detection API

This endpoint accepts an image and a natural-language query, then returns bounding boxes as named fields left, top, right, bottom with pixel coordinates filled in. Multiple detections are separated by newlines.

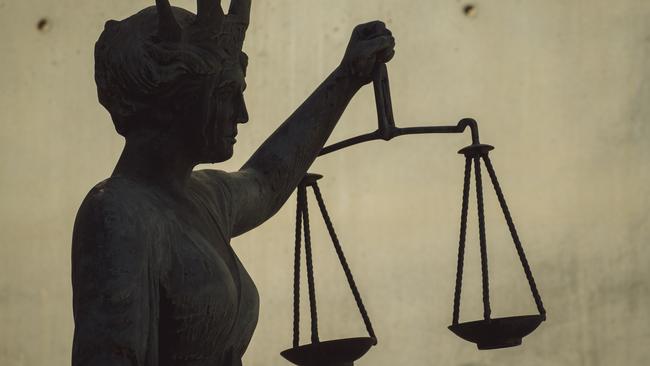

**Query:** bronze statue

left=71, top=0, right=394, bottom=365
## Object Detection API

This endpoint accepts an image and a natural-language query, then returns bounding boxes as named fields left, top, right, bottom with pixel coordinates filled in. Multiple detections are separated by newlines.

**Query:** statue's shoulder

left=191, top=169, right=235, bottom=200
left=192, top=169, right=230, bottom=185
left=80, top=176, right=157, bottom=215
left=71, top=178, right=162, bottom=292
left=73, top=177, right=161, bottom=243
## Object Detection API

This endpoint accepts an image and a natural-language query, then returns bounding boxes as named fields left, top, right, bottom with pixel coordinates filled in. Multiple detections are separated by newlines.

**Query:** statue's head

left=95, top=0, right=251, bottom=163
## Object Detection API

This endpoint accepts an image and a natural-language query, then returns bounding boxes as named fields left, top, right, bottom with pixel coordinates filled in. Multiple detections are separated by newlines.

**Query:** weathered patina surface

left=71, top=1, right=394, bottom=365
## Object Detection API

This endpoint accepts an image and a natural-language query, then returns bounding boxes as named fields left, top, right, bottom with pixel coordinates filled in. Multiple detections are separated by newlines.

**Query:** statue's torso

left=158, top=179, right=260, bottom=365
left=72, top=174, right=259, bottom=366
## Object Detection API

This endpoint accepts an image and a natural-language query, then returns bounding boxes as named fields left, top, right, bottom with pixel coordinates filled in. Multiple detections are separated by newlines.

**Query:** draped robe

left=72, top=170, right=263, bottom=366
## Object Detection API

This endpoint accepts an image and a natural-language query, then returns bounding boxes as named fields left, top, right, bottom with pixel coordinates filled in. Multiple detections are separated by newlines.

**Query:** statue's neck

left=112, top=134, right=195, bottom=196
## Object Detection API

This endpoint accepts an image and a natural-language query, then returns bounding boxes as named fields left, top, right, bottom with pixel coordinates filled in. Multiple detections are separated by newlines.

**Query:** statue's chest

left=140, top=188, right=260, bottom=359
left=157, top=209, right=246, bottom=351
left=165, top=221, right=240, bottom=301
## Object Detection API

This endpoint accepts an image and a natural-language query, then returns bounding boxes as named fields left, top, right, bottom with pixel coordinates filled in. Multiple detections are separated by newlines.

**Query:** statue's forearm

left=241, top=66, right=362, bottom=216
left=223, top=21, right=394, bottom=236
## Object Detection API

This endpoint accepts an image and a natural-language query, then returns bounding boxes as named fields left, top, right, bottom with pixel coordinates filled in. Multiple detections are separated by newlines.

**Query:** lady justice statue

left=71, top=0, right=395, bottom=365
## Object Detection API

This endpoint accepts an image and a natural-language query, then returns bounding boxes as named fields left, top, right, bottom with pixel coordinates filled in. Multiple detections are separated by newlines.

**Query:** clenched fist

left=340, top=21, right=396, bottom=85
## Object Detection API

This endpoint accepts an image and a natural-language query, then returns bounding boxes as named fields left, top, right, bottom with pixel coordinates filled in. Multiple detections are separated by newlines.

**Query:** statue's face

left=196, top=65, right=248, bottom=163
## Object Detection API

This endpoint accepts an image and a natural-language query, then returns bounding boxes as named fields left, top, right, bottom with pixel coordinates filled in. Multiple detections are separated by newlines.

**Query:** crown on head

left=155, top=0, right=250, bottom=60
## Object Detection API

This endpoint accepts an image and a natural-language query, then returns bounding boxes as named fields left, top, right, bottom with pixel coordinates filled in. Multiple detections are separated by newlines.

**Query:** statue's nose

left=236, top=94, right=249, bottom=124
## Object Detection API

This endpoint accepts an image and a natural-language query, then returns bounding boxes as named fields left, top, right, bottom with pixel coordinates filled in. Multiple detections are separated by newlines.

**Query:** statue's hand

left=340, top=21, right=395, bottom=85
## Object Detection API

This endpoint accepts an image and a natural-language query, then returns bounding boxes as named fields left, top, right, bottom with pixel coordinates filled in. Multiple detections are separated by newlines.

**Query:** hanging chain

left=452, top=157, right=473, bottom=325
left=474, top=156, right=492, bottom=321
left=292, top=187, right=304, bottom=348
left=301, top=185, right=321, bottom=344
left=312, top=183, right=377, bottom=341
left=482, top=155, right=547, bottom=319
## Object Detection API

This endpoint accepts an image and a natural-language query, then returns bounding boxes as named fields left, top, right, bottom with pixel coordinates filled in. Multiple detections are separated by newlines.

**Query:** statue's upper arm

left=71, top=185, right=157, bottom=365
left=193, top=168, right=279, bottom=238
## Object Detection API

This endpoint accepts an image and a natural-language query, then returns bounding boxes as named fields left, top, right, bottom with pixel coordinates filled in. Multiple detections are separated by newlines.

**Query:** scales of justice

left=281, top=64, right=547, bottom=366
left=76, top=1, right=546, bottom=364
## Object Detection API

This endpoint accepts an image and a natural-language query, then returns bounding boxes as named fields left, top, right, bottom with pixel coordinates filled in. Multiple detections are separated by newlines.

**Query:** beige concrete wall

left=1, top=0, right=649, bottom=365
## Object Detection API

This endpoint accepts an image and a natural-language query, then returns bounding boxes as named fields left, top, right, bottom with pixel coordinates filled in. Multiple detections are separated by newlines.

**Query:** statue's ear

left=103, top=97, right=148, bottom=136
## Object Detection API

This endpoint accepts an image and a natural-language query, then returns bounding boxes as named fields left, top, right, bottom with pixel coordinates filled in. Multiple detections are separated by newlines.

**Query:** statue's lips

left=222, top=127, right=238, bottom=144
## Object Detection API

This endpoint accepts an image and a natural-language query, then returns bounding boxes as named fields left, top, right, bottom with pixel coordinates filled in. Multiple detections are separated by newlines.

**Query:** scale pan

left=281, top=337, right=377, bottom=366
left=448, top=314, right=544, bottom=350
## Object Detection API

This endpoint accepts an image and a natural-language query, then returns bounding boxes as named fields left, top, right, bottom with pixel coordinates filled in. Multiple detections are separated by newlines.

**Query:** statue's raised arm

left=224, top=19, right=395, bottom=236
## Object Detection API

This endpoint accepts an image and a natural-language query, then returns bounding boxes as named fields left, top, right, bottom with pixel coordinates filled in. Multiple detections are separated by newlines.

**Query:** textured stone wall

left=1, top=0, right=648, bottom=365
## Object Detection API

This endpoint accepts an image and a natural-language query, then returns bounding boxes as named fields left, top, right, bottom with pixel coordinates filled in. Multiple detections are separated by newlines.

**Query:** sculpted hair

left=95, top=8, right=222, bottom=135
left=95, top=1, right=250, bottom=136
